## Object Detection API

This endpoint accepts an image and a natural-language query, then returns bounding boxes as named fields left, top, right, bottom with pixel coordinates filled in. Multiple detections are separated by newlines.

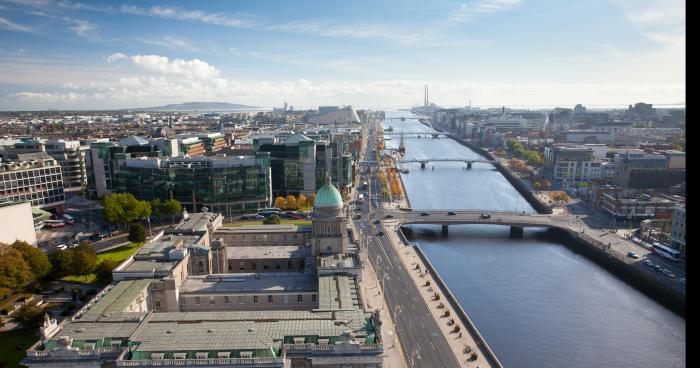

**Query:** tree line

left=103, top=193, right=182, bottom=230
left=505, top=138, right=544, bottom=166
left=274, top=193, right=315, bottom=211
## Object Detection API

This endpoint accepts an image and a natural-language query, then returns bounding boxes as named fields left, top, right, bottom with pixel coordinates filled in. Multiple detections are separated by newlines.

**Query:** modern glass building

left=114, top=153, right=272, bottom=215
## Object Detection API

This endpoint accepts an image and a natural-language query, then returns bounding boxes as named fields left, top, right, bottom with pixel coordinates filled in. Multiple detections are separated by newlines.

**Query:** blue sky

left=0, top=0, right=685, bottom=110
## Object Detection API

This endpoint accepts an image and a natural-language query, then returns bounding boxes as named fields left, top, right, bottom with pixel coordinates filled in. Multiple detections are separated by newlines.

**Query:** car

left=654, top=265, right=662, bottom=273
left=353, top=214, right=362, bottom=219
left=480, top=213, right=491, bottom=219
left=663, top=269, right=675, bottom=278
left=420, top=212, right=430, bottom=216
left=384, top=214, right=394, bottom=219
left=680, top=277, right=686, bottom=285
left=374, top=219, right=382, bottom=224
left=643, top=259, right=654, bottom=267
left=376, top=231, right=385, bottom=236
left=627, top=252, right=639, bottom=259
left=447, top=211, right=456, bottom=215
left=56, top=244, right=68, bottom=250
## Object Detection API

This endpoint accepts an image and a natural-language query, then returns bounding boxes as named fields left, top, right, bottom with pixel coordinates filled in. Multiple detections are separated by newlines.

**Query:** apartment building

left=543, top=144, right=602, bottom=184
left=0, top=153, right=65, bottom=210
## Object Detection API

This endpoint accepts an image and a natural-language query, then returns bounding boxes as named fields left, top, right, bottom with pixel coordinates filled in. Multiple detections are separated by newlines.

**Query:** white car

left=56, top=244, right=68, bottom=250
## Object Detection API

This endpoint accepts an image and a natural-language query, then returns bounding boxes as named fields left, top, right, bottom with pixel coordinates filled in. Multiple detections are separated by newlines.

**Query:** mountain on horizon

left=133, top=101, right=261, bottom=111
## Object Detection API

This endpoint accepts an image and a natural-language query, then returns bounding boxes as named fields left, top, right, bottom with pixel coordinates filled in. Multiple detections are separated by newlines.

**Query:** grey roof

left=117, top=136, right=150, bottom=146
left=318, top=275, right=359, bottom=311
left=216, top=224, right=299, bottom=233
left=179, top=273, right=318, bottom=294
left=78, top=280, right=153, bottom=322
left=54, top=321, right=141, bottom=341
left=225, top=246, right=310, bottom=260
left=285, top=133, right=313, bottom=144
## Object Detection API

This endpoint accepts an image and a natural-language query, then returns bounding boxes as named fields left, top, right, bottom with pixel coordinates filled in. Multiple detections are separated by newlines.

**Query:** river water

left=382, top=111, right=685, bottom=368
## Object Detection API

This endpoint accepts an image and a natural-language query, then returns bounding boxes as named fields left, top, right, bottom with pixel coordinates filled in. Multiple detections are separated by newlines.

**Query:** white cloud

left=129, top=55, right=221, bottom=80
left=0, top=16, right=31, bottom=32
left=120, top=5, right=257, bottom=28
left=70, top=19, right=96, bottom=38
left=138, top=36, right=199, bottom=52
left=616, top=0, right=684, bottom=26
left=449, top=0, right=522, bottom=22
left=106, top=52, right=127, bottom=63
left=268, top=21, right=435, bottom=45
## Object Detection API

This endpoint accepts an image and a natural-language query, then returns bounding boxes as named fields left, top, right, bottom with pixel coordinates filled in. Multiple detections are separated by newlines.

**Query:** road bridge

left=384, top=210, right=576, bottom=237
left=383, top=131, right=449, bottom=138
left=399, top=158, right=499, bottom=169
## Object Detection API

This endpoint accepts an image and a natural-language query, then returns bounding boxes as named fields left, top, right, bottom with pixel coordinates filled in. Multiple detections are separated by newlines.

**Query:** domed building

left=311, top=175, right=347, bottom=255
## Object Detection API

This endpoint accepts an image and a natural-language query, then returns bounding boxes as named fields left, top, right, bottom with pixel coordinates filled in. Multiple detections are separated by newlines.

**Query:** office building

left=114, top=154, right=272, bottom=215
left=543, top=144, right=602, bottom=184
left=670, top=206, right=686, bottom=255
left=0, top=153, right=65, bottom=210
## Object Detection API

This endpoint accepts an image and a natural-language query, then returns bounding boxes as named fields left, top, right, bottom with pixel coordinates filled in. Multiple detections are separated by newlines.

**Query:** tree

left=308, top=193, right=316, bottom=208
left=94, top=259, right=119, bottom=284
left=161, top=199, right=182, bottom=224
left=297, top=194, right=307, bottom=209
left=103, top=193, right=151, bottom=229
left=0, top=244, right=33, bottom=290
left=11, top=241, right=51, bottom=279
left=150, top=198, right=163, bottom=219
left=263, top=214, right=281, bottom=225
left=129, top=223, right=147, bottom=243
left=71, top=244, right=97, bottom=281
left=49, top=249, right=74, bottom=277
left=275, top=196, right=287, bottom=210
left=286, top=195, right=297, bottom=210
left=13, top=302, right=45, bottom=328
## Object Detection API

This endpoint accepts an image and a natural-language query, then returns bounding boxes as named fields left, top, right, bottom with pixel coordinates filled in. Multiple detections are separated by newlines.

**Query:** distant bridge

left=399, top=158, right=498, bottom=169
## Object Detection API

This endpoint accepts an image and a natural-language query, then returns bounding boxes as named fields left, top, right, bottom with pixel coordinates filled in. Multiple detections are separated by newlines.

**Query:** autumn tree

left=308, top=193, right=316, bottom=208
left=274, top=196, right=287, bottom=210
left=297, top=194, right=307, bottom=209
left=286, top=195, right=297, bottom=210
left=0, top=244, right=33, bottom=293
left=11, top=240, right=51, bottom=279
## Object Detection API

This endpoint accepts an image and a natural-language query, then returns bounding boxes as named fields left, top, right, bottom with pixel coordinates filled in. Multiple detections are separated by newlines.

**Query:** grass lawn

left=224, top=220, right=312, bottom=227
left=61, top=242, right=144, bottom=284
left=0, top=328, right=38, bottom=368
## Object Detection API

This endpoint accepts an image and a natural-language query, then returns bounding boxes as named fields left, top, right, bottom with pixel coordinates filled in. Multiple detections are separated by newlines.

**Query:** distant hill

left=133, top=101, right=260, bottom=111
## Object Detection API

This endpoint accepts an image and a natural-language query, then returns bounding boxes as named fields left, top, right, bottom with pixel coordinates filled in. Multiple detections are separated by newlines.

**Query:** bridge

left=384, top=210, right=577, bottom=237
left=383, top=131, right=449, bottom=138
left=398, top=158, right=498, bottom=169
left=384, top=117, right=422, bottom=120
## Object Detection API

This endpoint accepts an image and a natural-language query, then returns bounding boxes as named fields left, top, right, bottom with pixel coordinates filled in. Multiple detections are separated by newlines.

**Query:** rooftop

left=225, top=246, right=311, bottom=260
left=178, top=273, right=318, bottom=294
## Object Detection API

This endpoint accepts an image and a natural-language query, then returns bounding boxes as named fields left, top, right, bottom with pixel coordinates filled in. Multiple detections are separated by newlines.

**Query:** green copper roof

left=315, top=183, right=343, bottom=207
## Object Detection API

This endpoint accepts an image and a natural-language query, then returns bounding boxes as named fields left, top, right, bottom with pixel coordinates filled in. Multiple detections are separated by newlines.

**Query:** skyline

left=0, top=0, right=686, bottom=110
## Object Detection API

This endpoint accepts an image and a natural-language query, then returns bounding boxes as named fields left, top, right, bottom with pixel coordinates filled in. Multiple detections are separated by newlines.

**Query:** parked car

left=420, top=212, right=430, bottom=216
left=376, top=231, right=385, bottom=236
left=56, top=244, right=68, bottom=250
left=374, top=219, right=381, bottom=224
left=680, top=277, right=686, bottom=285
left=627, top=252, right=639, bottom=259
left=662, top=269, right=675, bottom=278
left=447, top=211, right=456, bottom=216
left=384, top=214, right=394, bottom=219
left=643, top=259, right=654, bottom=267
left=480, top=213, right=491, bottom=219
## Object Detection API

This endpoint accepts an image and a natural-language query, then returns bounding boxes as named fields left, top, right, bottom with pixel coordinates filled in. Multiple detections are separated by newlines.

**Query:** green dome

left=315, top=183, right=343, bottom=207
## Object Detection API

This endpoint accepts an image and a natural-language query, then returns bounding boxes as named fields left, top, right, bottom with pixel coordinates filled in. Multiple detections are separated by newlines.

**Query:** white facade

left=670, top=206, right=685, bottom=253
left=0, top=202, right=37, bottom=245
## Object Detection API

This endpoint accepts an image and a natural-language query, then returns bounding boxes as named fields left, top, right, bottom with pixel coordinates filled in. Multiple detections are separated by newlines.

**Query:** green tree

left=0, top=244, right=33, bottom=290
left=13, top=302, right=45, bottom=328
left=11, top=241, right=51, bottom=279
left=71, top=244, right=97, bottom=281
left=161, top=199, right=182, bottom=224
left=103, top=193, right=151, bottom=229
left=49, top=249, right=74, bottom=277
left=150, top=198, right=163, bottom=219
left=263, top=214, right=281, bottom=225
left=128, top=223, right=147, bottom=243
left=95, top=259, right=119, bottom=284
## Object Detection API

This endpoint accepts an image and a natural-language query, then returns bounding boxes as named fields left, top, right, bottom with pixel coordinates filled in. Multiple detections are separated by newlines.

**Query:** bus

left=357, top=194, right=365, bottom=204
left=257, top=208, right=281, bottom=214
left=43, top=220, right=66, bottom=228
left=62, top=214, right=76, bottom=225
left=652, top=242, right=681, bottom=261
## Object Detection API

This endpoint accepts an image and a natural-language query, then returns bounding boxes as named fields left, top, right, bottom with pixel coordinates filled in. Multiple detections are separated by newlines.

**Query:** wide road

left=353, top=113, right=460, bottom=367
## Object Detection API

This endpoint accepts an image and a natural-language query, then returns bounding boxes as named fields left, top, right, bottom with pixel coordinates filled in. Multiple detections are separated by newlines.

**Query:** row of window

left=187, top=294, right=316, bottom=305
left=228, top=260, right=304, bottom=271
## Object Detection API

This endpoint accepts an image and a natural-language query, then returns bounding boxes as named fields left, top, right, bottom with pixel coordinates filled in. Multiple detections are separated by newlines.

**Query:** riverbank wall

left=413, top=243, right=504, bottom=368
left=553, top=228, right=686, bottom=316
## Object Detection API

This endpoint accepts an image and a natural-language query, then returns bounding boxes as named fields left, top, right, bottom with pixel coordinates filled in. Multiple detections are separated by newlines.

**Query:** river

left=382, top=111, right=685, bottom=368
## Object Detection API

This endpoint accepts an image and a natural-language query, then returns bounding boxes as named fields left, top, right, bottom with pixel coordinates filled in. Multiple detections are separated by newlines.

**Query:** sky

left=0, top=0, right=685, bottom=110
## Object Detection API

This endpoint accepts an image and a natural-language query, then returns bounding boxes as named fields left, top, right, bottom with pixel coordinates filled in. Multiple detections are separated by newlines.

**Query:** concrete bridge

left=399, top=158, right=499, bottom=169
left=383, top=131, right=448, bottom=138
left=386, top=210, right=575, bottom=237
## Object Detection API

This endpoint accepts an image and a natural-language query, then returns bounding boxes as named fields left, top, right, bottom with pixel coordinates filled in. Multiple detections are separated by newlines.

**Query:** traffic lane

left=368, top=233, right=459, bottom=367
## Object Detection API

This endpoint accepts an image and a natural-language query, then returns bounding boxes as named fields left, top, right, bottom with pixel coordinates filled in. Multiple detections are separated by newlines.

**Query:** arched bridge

left=383, top=131, right=449, bottom=138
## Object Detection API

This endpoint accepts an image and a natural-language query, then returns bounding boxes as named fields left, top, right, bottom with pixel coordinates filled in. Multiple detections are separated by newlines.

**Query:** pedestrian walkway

left=381, top=220, right=492, bottom=367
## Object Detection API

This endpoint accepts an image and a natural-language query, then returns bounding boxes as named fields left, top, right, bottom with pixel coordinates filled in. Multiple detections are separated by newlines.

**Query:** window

left=224, top=296, right=230, bottom=304
left=268, top=295, right=273, bottom=303
left=239, top=261, right=245, bottom=270
left=217, top=352, right=231, bottom=358
left=84, top=343, right=95, bottom=351
left=311, top=294, right=317, bottom=303
left=263, top=262, right=270, bottom=270
left=195, top=296, right=201, bottom=305
left=283, top=295, right=289, bottom=304
left=209, top=297, right=216, bottom=304
left=297, top=294, right=303, bottom=303
left=288, top=260, right=293, bottom=269
left=155, top=301, right=161, bottom=308
left=275, top=263, right=281, bottom=270
left=253, top=296, right=258, bottom=304
left=251, top=262, right=257, bottom=270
